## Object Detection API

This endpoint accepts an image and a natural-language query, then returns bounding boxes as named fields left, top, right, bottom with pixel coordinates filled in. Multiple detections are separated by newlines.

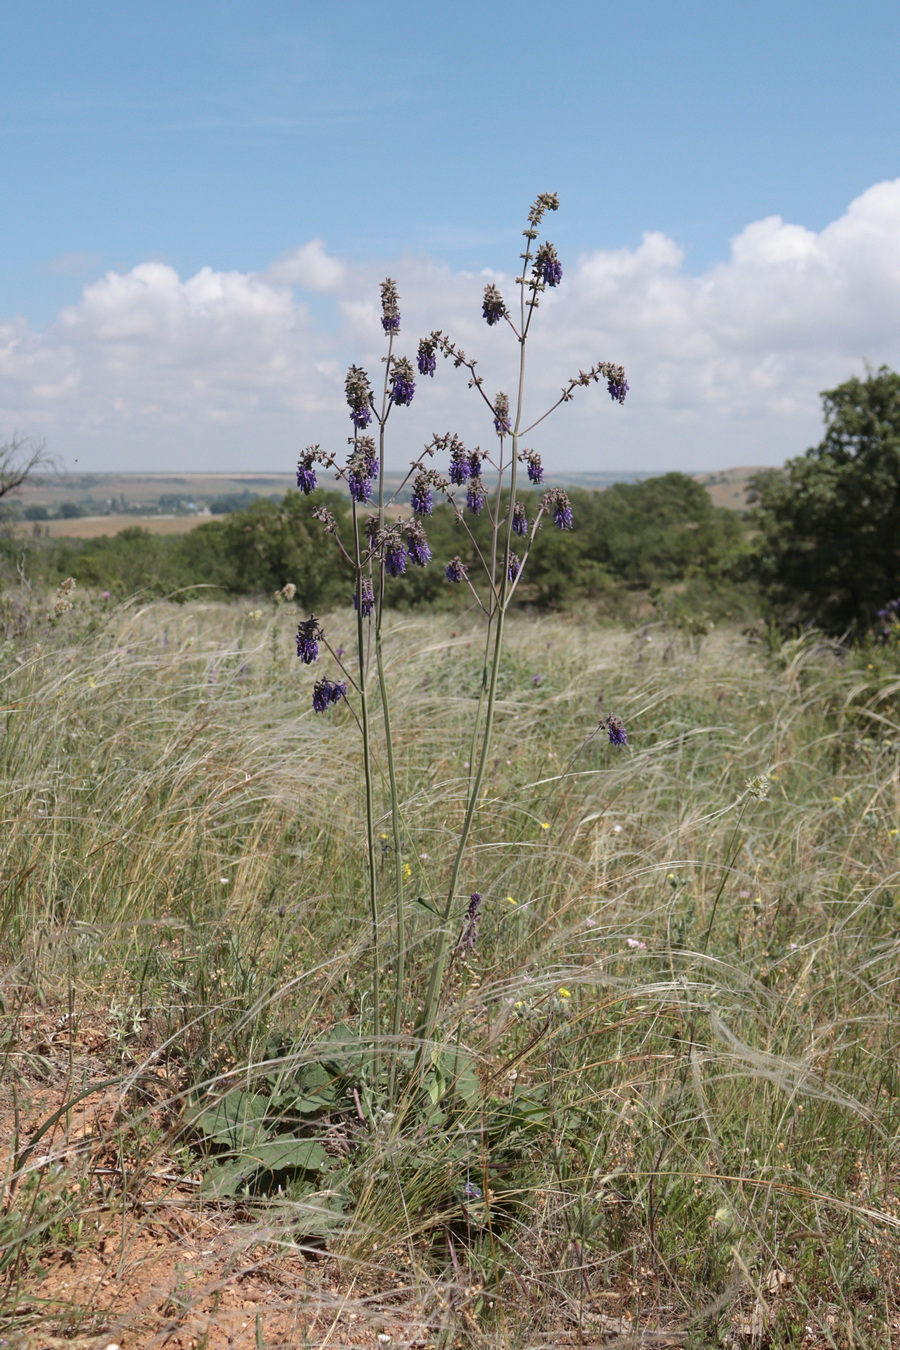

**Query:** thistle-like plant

left=294, top=194, right=629, bottom=1075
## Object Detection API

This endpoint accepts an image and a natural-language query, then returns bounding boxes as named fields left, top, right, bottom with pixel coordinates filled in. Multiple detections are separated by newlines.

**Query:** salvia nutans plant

left=294, top=193, right=629, bottom=1090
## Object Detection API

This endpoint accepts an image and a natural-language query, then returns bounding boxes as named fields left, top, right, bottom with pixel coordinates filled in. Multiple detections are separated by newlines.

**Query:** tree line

left=2, top=366, right=899, bottom=636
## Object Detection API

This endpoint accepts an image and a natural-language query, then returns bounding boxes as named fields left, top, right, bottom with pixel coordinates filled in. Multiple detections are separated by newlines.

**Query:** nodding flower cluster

left=493, top=392, right=511, bottom=437
left=382, top=528, right=407, bottom=577
left=534, top=241, right=563, bottom=288
left=600, top=713, right=628, bottom=747
left=542, top=486, right=574, bottom=530
left=346, top=366, right=373, bottom=429
left=312, top=677, right=347, bottom=713
left=877, top=597, right=900, bottom=639
left=354, top=576, right=375, bottom=617
left=445, top=555, right=467, bottom=583
left=405, top=520, right=432, bottom=568
left=380, top=277, right=400, bottom=333
left=417, top=335, right=437, bottom=377
left=348, top=437, right=378, bottom=503
left=457, top=892, right=482, bottom=953
left=296, top=446, right=319, bottom=495
left=389, top=356, right=416, bottom=407
left=482, top=283, right=508, bottom=326
left=411, top=468, right=445, bottom=516
left=295, top=615, right=323, bottom=664
left=520, top=449, right=544, bottom=484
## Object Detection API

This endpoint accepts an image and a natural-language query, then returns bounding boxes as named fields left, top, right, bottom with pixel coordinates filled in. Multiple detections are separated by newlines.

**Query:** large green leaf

left=194, top=1090, right=270, bottom=1151
left=200, top=1137, right=330, bottom=1197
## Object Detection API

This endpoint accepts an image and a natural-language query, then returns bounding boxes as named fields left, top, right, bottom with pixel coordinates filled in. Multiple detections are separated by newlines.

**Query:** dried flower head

left=365, top=513, right=380, bottom=547
left=493, top=392, right=511, bottom=437
left=458, top=892, right=482, bottom=952
left=278, top=582, right=297, bottom=601
left=445, top=556, right=467, bottom=583
left=296, top=615, right=323, bottom=664
left=746, top=774, right=770, bottom=801
left=482, top=283, right=508, bottom=326
left=312, top=677, right=347, bottom=713
left=417, top=336, right=437, bottom=377
left=296, top=446, right=319, bottom=495
left=527, top=192, right=560, bottom=229
left=389, top=356, right=416, bottom=407
left=345, top=365, right=373, bottom=429
left=52, top=576, right=76, bottom=619
left=380, top=277, right=400, bottom=333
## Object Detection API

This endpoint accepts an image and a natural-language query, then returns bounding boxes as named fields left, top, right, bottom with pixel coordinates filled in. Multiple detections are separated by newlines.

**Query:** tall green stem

left=415, top=302, right=530, bottom=1044
left=352, top=502, right=380, bottom=1065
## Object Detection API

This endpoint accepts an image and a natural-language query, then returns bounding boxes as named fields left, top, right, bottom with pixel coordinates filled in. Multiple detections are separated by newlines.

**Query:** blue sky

left=2, top=0, right=900, bottom=472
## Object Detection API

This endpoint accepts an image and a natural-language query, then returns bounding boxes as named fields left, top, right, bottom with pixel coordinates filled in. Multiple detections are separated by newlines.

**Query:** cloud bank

left=3, top=181, right=900, bottom=473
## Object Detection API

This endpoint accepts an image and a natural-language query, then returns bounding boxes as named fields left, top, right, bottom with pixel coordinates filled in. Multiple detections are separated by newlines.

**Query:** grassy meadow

left=1, top=593, right=899, bottom=1348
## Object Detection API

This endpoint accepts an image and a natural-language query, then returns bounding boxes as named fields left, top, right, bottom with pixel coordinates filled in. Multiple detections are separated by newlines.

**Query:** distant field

left=10, top=465, right=766, bottom=538
left=17, top=512, right=214, bottom=539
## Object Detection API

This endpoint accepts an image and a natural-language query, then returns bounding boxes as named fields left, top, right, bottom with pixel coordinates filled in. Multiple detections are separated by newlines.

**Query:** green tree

left=750, top=366, right=900, bottom=633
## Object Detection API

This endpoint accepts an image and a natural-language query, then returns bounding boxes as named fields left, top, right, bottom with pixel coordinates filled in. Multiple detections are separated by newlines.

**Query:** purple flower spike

left=346, top=365, right=374, bottom=429
left=354, top=577, right=375, bottom=617
left=312, top=677, right=347, bottom=713
left=383, top=530, right=407, bottom=577
left=380, top=278, right=400, bottom=333
left=349, top=472, right=372, bottom=503
left=389, top=356, right=416, bottom=407
left=446, top=556, right=467, bottom=583
left=296, top=449, right=318, bottom=495
left=507, top=553, right=521, bottom=583
left=467, top=479, right=486, bottom=514
left=406, top=521, right=432, bottom=568
left=512, top=502, right=528, bottom=536
left=482, top=283, right=507, bottom=326
left=599, top=713, right=627, bottom=747
left=535, top=242, right=563, bottom=288
left=493, top=393, right=511, bottom=438
left=522, top=450, right=544, bottom=485
left=411, top=472, right=434, bottom=516
left=544, top=487, right=573, bottom=530
left=296, top=615, right=323, bottom=664
left=607, top=375, right=629, bottom=404
left=417, top=336, right=437, bottom=377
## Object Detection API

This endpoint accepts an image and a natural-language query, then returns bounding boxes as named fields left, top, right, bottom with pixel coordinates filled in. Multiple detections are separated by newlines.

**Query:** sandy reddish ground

left=2, top=1005, right=896, bottom=1349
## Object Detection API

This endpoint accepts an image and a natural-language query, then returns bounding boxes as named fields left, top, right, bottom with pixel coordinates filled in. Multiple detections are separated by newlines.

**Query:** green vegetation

left=0, top=599, right=898, bottom=1345
left=1, top=472, right=754, bottom=622
left=751, top=366, right=900, bottom=635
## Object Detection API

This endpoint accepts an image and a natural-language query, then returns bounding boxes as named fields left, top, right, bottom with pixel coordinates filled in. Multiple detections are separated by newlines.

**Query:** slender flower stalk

left=303, top=195, right=627, bottom=1075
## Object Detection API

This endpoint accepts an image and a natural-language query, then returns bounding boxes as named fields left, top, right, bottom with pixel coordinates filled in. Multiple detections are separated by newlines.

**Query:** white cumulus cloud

left=2, top=179, right=899, bottom=472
